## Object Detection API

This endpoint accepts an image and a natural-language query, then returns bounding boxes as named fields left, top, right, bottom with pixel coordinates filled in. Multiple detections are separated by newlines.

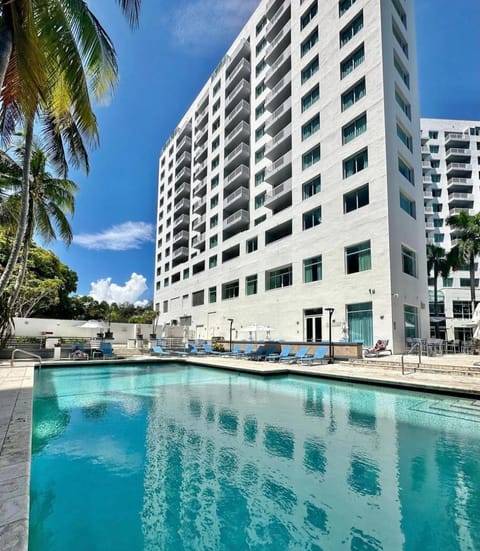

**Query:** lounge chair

left=202, top=343, right=222, bottom=355
left=151, top=345, right=169, bottom=356
left=279, top=347, right=308, bottom=363
left=363, top=339, right=392, bottom=357
left=266, top=344, right=292, bottom=362
left=247, top=345, right=266, bottom=360
left=188, top=344, right=207, bottom=355
left=70, top=343, right=88, bottom=360
left=92, top=342, right=116, bottom=360
left=299, top=346, right=328, bottom=364
left=221, top=344, right=242, bottom=356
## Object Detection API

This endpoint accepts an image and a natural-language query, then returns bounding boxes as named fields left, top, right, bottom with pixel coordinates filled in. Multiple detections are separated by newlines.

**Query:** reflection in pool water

left=30, top=365, right=480, bottom=550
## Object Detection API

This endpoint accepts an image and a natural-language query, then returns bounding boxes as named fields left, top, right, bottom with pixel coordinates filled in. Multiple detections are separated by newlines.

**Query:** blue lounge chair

left=151, top=345, right=169, bottom=356
left=221, top=344, right=242, bottom=356
left=248, top=345, right=266, bottom=360
left=202, top=343, right=222, bottom=355
left=235, top=344, right=255, bottom=357
left=188, top=344, right=206, bottom=355
left=279, top=347, right=308, bottom=363
left=266, top=344, right=292, bottom=362
left=299, top=346, right=328, bottom=364
left=92, top=342, right=116, bottom=359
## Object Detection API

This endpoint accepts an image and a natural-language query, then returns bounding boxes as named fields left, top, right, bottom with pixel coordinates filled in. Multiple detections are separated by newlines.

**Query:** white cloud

left=74, top=221, right=154, bottom=251
left=89, top=273, right=149, bottom=305
left=168, top=0, right=260, bottom=50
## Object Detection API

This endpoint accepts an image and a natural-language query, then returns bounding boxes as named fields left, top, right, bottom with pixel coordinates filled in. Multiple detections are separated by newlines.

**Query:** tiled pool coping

left=1, top=355, right=479, bottom=549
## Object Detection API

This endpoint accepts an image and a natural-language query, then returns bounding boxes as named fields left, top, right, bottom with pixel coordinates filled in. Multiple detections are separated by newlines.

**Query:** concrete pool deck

left=1, top=351, right=480, bottom=549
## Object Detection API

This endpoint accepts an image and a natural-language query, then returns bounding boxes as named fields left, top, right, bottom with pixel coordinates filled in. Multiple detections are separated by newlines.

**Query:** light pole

left=227, top=318, right=234, bottom=351
left=325, top=308, right=335, bottom=364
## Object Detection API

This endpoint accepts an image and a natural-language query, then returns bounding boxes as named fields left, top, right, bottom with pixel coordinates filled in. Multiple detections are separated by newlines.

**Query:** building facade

left=421, top=118, right=480, bottom=341
left=154, top=0, right=429, bottom=352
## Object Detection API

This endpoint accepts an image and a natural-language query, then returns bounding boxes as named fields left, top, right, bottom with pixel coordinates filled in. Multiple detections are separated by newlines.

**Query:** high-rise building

left=154, top=0, right=428, bottom=352
left=421, top=118, right=480, bottom=342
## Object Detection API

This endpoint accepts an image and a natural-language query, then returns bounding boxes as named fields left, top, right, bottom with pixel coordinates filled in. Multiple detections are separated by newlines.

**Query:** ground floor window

left=404, top=304, right=419, bottom=339
left=266, top=265, right=293, bottom=290
left=347, top=302, right=373, bottom=347
left=304, top=308, right=323, bottom=342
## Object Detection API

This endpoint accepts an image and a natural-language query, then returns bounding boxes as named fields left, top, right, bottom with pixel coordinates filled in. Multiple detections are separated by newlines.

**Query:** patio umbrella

left=78, top=320, right=105, bottom=339
left=238, top=324, right=274, bottom=341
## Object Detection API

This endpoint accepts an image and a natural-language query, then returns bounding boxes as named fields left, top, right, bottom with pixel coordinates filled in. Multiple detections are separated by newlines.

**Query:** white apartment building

left=421, top=118, right=480, bottom=341
left=154, top=0, right=429, bottom=352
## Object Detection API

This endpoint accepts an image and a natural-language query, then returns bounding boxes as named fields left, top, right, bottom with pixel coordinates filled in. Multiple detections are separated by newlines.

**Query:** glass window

left=255, top=81, right=266, bottom=98
left=246, top=275, right=258, bottom=296
left=431, top=159, right=440, bottom=168
left=254, top=214, right=267, bottom=226
left=344, top=184, right=369, bottom=213
left=395, top=87, right=411, bottom=119
left=341, top=78, right=366, bottom=111
left=256, top=58, right=267, bottom=77
left=222, top=280, right=239, bottom=300
left=256, top=16, right=266, bottom=35
left=339, top=0, right=357, bottom=17
left=343, top=148, right=368, bottom=178
left=211, top=136, right=220, bottom=150
left=342, top=112, right=367, bottom=144
left=210, top=194, right=218, bottom=209
left=192, top=290, right=204, bottom=306
left=255, top=169, right=265, bottom=186
left=345, top=240, right=371, bottom=273
left=429, top=145, right=439, bottom=153
left=428, top=131, right=438, bottom=139
left=246, top=237, right=258, bottom=253
left=301, top=84, right=320, bottom=112
left=304, top=255, right=322, bottom=282
left=256, top=102, right=265, bottom=119
left=402, top=245, right=417, bottom=277
left=392, top=0, right=407, bottom=28
left=303, top=206, right=322, bottom=229
left=255, top=124, right=265, bottom=141
left=302, top=144, right=321, bottom=170
left=392, top=19, right=408, bottom=58
left=209, top=286, right=217, bottom=303
left=404, top=305, right=418, bottom=340
left=255, top=146, right=265, bottom=162
left=183, top=268, right=189, bottom=279
left=210, top=214, right=218, bottom=228
left=339, top=11, right=363, bottom=47
left=301, top=28, right=319, bottom=57
left=301, top=56, right=319, bottom=84
left=301, top=1, right=318, bottom=30
left=209, top=255, right=217, bottom=268
left=211, top=156, right=219, bottom=170
left=209, top=234, right=218, bottom=248
left=212, top=80, right=221, bottom=96
left=347, top=301, right=373, bottom=347
left=255, top=192, right=266, bottom=209
left=266, top=265, right=293, bottom=290
left=397, top=123, right=412, bottom=151
left=340, top=44, right=364, bottom=78
left=394, top=53, right=409, bottom=88
left=302, top=114, right=320, bottom=140
left=460, top=278, right=479, bottom=288
left=303, top=176, right=321, bottom=199
left=398, top=157, right=414, bottom=183
left=256, top=37, right=267, bottom=55
left=431, top=174, right=441, bottom=183
left=434, top=233, right=444, bottom=243
left=163, top=300, right=168, bottom=313
left=212, top=117, right=220, bottom=132
left=211, top=175, right=219, bottom=189
left=399, top=192, right=416, bottom=218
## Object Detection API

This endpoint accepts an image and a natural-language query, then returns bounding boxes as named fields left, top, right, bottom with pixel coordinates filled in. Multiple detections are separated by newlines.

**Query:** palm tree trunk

left=0, top=116, right=34, bottom=297
left=8, top=235, right=30, bottom=312
left=0, top=17, right=13, bottom=95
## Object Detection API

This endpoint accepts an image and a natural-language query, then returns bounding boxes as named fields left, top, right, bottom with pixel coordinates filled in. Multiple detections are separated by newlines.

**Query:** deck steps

left=345, top=358, right=480, bottom=377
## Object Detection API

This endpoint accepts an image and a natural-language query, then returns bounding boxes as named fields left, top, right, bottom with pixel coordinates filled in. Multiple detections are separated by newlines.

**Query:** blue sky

left=49, top=0, right=480, bottom=305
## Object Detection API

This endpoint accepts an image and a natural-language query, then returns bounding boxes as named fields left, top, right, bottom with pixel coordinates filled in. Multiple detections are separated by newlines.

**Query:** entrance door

left=304, top=308, right=323, bottom=342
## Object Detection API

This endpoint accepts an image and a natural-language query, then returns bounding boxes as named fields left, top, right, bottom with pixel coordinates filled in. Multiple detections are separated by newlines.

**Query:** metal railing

left=401, top=341, right=421, bottom=375
left=11, top=349, right=42, bottom=368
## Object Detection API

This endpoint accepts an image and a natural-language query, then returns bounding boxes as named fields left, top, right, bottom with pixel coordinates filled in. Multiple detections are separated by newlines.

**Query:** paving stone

left=0, top=518, right=28, bottom=551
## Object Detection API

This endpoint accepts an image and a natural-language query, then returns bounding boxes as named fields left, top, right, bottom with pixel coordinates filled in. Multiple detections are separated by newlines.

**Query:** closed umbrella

left=472, top=304, right=480, bottom=340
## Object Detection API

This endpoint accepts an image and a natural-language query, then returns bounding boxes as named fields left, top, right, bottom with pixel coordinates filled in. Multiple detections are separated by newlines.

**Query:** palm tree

left=446, top=210, right=480, bottom=315
left=0, top=0, right=141, bottom=297
left=426, top=244, right=455, bottom=337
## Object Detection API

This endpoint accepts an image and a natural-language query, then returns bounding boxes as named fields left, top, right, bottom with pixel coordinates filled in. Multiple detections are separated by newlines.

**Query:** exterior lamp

left=227, top=318, right=234, bottom=351
left=325, top=308, right=335, bottom=364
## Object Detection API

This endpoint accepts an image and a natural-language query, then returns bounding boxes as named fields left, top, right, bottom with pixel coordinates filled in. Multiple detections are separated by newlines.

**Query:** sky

left=48, top=0, right=480, bottom=306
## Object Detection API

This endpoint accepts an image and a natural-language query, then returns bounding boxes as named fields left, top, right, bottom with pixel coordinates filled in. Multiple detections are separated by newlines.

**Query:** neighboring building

left=421, top=118, right=480, bottom=341
left=154, top=0, right=429, bottom=352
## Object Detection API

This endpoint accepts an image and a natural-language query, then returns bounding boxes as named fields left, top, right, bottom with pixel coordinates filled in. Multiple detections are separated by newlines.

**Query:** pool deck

left=1, top=351, right=480, bottom=549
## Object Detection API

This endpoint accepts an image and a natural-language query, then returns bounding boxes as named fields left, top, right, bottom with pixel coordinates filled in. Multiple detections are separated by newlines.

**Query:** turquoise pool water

left=30, top=364, right=480, bottom=550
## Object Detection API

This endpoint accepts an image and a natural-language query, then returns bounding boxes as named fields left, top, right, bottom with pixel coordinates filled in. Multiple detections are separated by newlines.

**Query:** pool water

left=29, top=365, right=480, bottom=550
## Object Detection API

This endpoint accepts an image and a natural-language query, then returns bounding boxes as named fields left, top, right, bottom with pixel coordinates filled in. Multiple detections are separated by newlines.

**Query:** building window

left=301, top=28, right=319, bottom=57
left=256, top=58, right=267, bottom=77
left=210, top=214, right=218, bottom=228
left=394, top=53, right=410, bottom=88
left=256, top=81, right=266, bottom=98
left=209, top=255, right=217, bottom=268
left=255, top=124, right=265, bottom=141
left=212, top=80, right=221, bottom=96
left=342, top=112, right=367, bottom=144
left=256, top=102, right=265, bottom=119
left=211, top=175, right=219, bottom=189
left=431, top=174, right=441, bottom=183
left=301, top=84, right=320, bottom=112
left=344, top=184, right=369, bottom=213
left=397, top=123, right=412, bottom=151
left=429, top=145, right=439, bottom=153
left=392, top=0, right=407, bottom=28
left=211, top=136, right=220, bottom=150
left=256, top=37, right=267, bottom=55
left=339, top=11, right=363, bottom=47
left=255, top=192, right=266, bottom=209
left=254, top=214, right=267, bottom=226
left=302, top=175, right=321, bottom=199
left=347, top=301, right=373, bottom=346
left=340, top=44, right=364, bottom=79
left=192, top=290, right=204, bottom=306
left=392, top=19, right=408, bottom=58
left=256, top=16, right=266, bottom=35
left=301, top=56, right=319, bottom=84
left=345, top=240, right=371, bottom=273
left=431, top=159, right=440, bottom=168
left=443, top=277, right=453, bottom=287
left=398, top=157, right=414, bottom=183
left=404, top=305, right=418, bottom=339
left=460, top=278, right=479, bottom=288
left=343, top=148, right=368, bottom=178
left=255, top=169, right=265, bottom=186
left=304, top=255, right=322, bottom=282
left=302, top=114, right=320, bottom=141
left=399, top=192, right=416, bottom=218
left=266, top=265, right=293, bottom=290
left=434, top=233, right=444, bottom=243
left=339, top=0, right=357, bottom=17
left=211, top=156, right=219, bottom=170
left=210, top=235, right=218, bottom=248
left=212, top=117, right=220, bottom=132
left=163, top=300, right=168, bottom=313
left=428, top=130, right=438, bottom=139
left=255, top=146, right=265, bottom=162
left=300, top=1, right=318, bottom=30
left=246, top=275, right=258, bottom=296
left=209, top=286, right=217, bottom=303
left=341, top=77, right=366, bottom=111
left=402, top=245, right=417, bottom=277
left=303, top=206, right=322, bottom=229
left=183, top=268, right=189, bottom=279
left=210, top=194, right=218, bottom=209
left=247, top=237, right=258, bottom=253
left=302, top=144, right=321, bottom=169
left=222, top=280, right=239, bottom=300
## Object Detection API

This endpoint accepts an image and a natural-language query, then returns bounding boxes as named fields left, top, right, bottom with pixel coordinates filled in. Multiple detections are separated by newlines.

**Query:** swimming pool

left=29, top=364, right=480, bottom=550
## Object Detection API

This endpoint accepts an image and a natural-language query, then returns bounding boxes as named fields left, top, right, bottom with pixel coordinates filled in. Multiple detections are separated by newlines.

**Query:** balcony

left=445, top=132, right=470, bottom=148
left=175, top=167, right=191, bottom=185
left=224, top=164, right=249, bottom=193
left=173, top=230, right=189, bottom=246
left=223, top=186, right=249, bottom=216
left=194, top=160, right=208, bottom=180
left=449, top=207, right=474, bottom=216
left=421, top=161, right=432, bottom=170
left=193, top=177, right=207, bottom=197
left=265, top=151, right=292, bottom=186
left=265, top=21, right=291, bottom=65
left=423, top=206, right=434, bottom=214
left=265, top=123, right=291, bottom=161
left=226, top=39, right=250, bottom=76
left=265, top=71, right=291, bottom=111
left=265, top=1, right=290, bottom=41
left=423, top=191, right=433, bottom=199
left=173, top=214, right=189, bottom=230
left=225, top=99, right=250, bottom=132
left=193, top=196, right=207, bottom=215
left=191, top=232, right=206, bottom=251
left=194, top=125, right=208, bottom=148
left=176, top=135, right=192, bottom=155
left=225, top=121, right=250, bottom=151
left=265, top=47, right=291, bottom=88
left=224, top=143, right=249, bottom=170
left=174, top=182, right=190, bottom=199
left=422, top=176, right=433, bottom=184
left=195, top=106, right=208, bottom=131
left=226, top=58, right=251, bottom=94
left=421, top=146, right=430, bottom=155
left=172, top=247, right=189, bottom=262
left=264, top=177, right=292, bottom=212
left=445, top=147, right=471, bottom=162
left=447, top=177, right=473, bottom=193
left=225, top=78, right=250, bottom=111
left=192, top=214, right=206, bottom=233
left=446, top=162, right=472, bottom=177
left=174, top=198, right=190, bottom=215
left=223, top=209, right=249, bottom=238
left=194, top=142, right=208, bottom=164
left=175, top=151, right=191, bottom=170
left=177, top=122, right=192, bottom=143
left=448, top=192, right=474, bottom=209
left=265, top=97, right=291, bottom=136
left=265, top=0, right=283, bottom=18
